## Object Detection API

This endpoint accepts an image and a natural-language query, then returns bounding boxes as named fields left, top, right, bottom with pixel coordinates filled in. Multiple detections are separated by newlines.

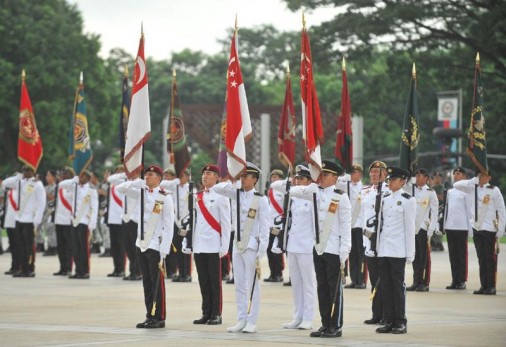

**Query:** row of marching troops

left=1, top=159, right=504, bottom=336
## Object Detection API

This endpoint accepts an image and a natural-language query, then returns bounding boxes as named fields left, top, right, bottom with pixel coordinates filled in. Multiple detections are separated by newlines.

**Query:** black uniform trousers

left=171, top=230, right=191, bottom=276
left=109, top=224, right=125, bottom=274
left=123, top=221, right=140, bottom=276
left=366, top=255, right=383, bottom=320
left=14, top=222, right=35, bottom=274
left=313, top=250, right=343, bottom=329
left=137, top=247, right=166, bottom=321
left=378, top=257, right=407, bottom=326
left=55, top=224, right=72, bottom=272
left=473, top=229, right=497, bottom=290
left=71, top=224, right=90, bottom=276
left=166, top=229, right=178, bottom=276
left=446, top=229, right=468, bottom=285
left=194, top=253, right=222, bottom=317
left=412, top=229, right=430, bottom=286
left=6, top=227, right=18, bottom=272
left=267, top=232, right=284, bottom=278
left=349, top=227, right=366, bottom=285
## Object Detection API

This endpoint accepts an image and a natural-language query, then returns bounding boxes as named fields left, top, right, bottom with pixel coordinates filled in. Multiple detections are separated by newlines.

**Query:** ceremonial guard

left=105, top=166, right=126, bottom=277
left=2, top=166, right=46, bottom=277
left=2, top=184, right=19, bottom=274
left=442, top=167, right=473, bottom=290
left=59, top=170, right=98, bottom=279
left=345, top=164, right=366, bottom=289
left=213, top=162, right=270, bottom=333
left=289, top=160, right=351, bottom=338
left=160, top=169, right=193, bottom=282
left=271, top=164, right=317, bottom=331
left=117, top=165, right=174, bottom=328
left=360, top=160, right=389, bottom=324
left=405, top=168, right=438, bottom=292
left=108, top=169, right=142, bottom=281
left=162, top=168, right=178, bottom=278
left=52, top=167, right=75, bottom=276
left=182, top=164, right=231, bottom=325
left=376, top=167, right=415, bottom=334
left=265, top=169, right=285, bottom=283
left=453, top=171, right=505, bottom=295
left=42, top=170, right=58, bottom=256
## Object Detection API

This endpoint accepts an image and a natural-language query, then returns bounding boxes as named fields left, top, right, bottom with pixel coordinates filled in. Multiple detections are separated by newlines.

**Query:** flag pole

left=169, top=69, right=176, bottom=165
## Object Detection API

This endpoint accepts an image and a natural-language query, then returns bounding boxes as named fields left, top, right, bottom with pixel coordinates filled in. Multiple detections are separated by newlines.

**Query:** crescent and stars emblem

left=135, top=56, right=146, bottom=85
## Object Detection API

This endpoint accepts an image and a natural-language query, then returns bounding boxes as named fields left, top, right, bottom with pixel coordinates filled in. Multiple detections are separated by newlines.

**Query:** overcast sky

left=68, top=0, right=337, bottom=60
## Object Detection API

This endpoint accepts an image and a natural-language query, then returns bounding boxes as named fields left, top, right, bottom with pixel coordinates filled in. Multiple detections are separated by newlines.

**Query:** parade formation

left=1, top=13, right=505, bottom=343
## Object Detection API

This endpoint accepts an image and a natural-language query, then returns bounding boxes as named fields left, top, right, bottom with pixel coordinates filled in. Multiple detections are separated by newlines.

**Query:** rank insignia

left=397, top=201, right=402, bottom=206
left=483, top=195, right=490, bottom=205
left=248, top=208, right=257, bottom=219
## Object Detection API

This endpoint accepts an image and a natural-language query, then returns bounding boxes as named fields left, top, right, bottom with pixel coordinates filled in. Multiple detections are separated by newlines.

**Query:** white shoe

left=242, top=322, right=257, bottom=333
left=298, top=320, right=312, bottom=330
left=282, top=320, right=302, bottom=329
left=227, top=320, right=247, bottom=332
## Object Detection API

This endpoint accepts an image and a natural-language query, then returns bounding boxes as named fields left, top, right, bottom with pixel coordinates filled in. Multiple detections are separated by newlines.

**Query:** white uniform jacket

left=58, top=177, right=98, bottom=230
left=105, top=180, right=125, bottom=225
left=443, top=187, right=474, bottom=236
left=404, top=183, right=438, bottom=234
left=54, top=183, right=73, bottom=226
left=453, top=177, right=506, bottom=237
left=267, top=186, right=284, bottom=228
left=109, top=172, right=139, bottom=223
left=192, top=186, right=231, bottom=254
left=360, top=183, right=391, bottom=253
left=289, top=183, right=352, bottom=260
left=160, top=178, right=191, bottom=226
left=3, top=188, right=18, bottom=229
left=2, top=174, right=46, bottom=226
left=116, top=179, right=174, bottom=255
left=213, top=181, right=270, bottom=254
left=377, top=189, right=416, bottom=260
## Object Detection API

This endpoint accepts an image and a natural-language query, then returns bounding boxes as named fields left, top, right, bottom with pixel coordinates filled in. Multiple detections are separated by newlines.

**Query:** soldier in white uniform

left=213, top=162, right=270, bottom=334
left=453, top=170, right=505, bottom=295
left=108, top=169, right=142, bottom=281
left=404, top=168, right=438, bottom=292
left=2, top=185, right=19, bottom=274
left=59, top=170, right=98, bottom=279
left=288, top=160, right=351, bottom=338
left=361, top=160, right=389, bottom=325
left=182, top=164, right=231, bottom=325
left=117, top=165, right=174, bottom=328
left=271, top=164, right=317, bottom=331
left=53, top=167, right=75, bottom=276
left=265, top=169, right=285, bottom=283
left=105, top=165, right=126, bottom=277
left=40, top=170, right=58, bottom=255
left=344, top=164, right=365, bottom=289
left=160, top=170, right=193, bottom=282
left=375, top=167, right=415, bottom=335
left=442, top=167, right=473, bottom=290
left=2, top=166, right=46, bottom=277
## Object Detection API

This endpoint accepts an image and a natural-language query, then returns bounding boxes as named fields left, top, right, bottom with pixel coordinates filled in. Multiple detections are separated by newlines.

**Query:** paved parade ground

left=1, top=239, right=505, bottom=347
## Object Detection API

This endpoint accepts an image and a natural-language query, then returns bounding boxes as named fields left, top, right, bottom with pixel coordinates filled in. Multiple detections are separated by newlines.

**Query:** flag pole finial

left=342, top=57, right=346, bottom=71
left=302, top=12, right=306, bottom=30
left=234, top=14, right=238, bottom=35
left=476, top=52, right=480, bottom=64
left=412, top=63, right=416, bottom=78
left=286, top=61, right=290, bottom=74
left=123, top=65, right=129, bottom=77
left=141, top=22, right=144, bottom=37
left=21, top=69, right=26, bottom=81
left=172, top=69, right=176, bottom=78
left=79, top=71, right=84, bottom=84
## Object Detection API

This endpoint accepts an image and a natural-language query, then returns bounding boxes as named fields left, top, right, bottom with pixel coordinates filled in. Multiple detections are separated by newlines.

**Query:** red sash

left=58, top=188, right=73, bottom=212
left=196, top=191, right=221, bottom=234
left=111, top=185, right=123, bottom=207
left=8, top=190, right=18, bottom=211
left=268, top=188, right=283, bottom=214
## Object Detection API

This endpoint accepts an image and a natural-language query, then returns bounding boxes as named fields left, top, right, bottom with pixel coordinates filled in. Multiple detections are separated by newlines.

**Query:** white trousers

left=288, top=252, right=316, bottom=321
left=233, top=248, right=260, bottom=323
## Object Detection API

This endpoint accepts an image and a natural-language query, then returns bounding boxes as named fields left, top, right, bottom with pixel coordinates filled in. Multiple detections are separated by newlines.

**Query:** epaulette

left=384, top=192, right=391, bottom=198
left=254, top=191, right=264, bottom=197
left=362, top=185, right=371, bottom=190
left=427, top=188, right=433, bottom=191
left=401, top=192, right=412, bottom=199
left=487, top=185, right=495, bottom=189
left=334, top=188, right=345, bottom=195
left=158, top=189, right=168, bottom=196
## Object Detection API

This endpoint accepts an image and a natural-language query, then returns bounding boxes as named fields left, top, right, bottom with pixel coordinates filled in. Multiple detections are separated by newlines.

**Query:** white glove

left=181, top=238, right=192, bottom=254
left=256, top=249, right=266, bottom=260
left=72, top=175, right=79, bottom=183
left=406, top=257, right=414, bottom=265
left=340, top=261, right=346, bottom=270
left=271, top=237, right=282, bottom=254
left=365, top=249, right=376, bottom=258
left=434, top=229, right=443, bottom=236
left=219, top=251, right=228, bottom=258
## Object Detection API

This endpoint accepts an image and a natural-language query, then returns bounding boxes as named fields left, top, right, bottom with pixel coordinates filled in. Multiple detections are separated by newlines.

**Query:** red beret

left=145, top=165, right=163, bottom=176
left=202, top=164, right=219, bottom=174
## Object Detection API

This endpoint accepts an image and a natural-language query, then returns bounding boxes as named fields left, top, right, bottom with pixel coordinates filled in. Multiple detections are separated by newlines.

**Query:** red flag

left=300, top=21, right=323, bottom=181
left=225, top=27, right=252, bottom=179
left=335, top=58, right=353, bottom=171
left=278, top=68, right=296, bottom=168
left=18, top=70, right=43, bottom=171
left=124, top=31, right=151, bottom=179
